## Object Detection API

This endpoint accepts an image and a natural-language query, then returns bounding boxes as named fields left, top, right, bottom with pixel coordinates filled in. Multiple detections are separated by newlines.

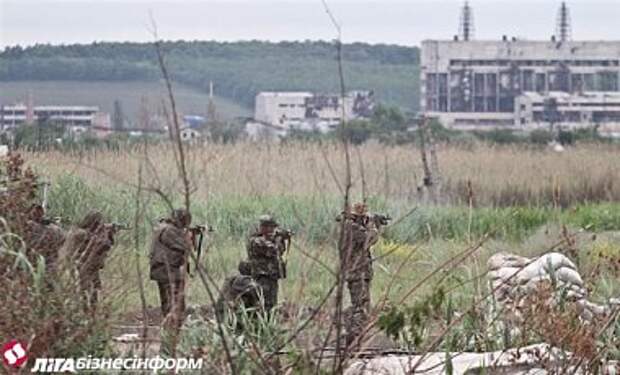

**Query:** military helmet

left=171, top=208, right=192, bottom=227
left=259, top=214, right=278, bottom=226
left=352, top=202, right=368, bottom=216
left=78, top=210, right=104, bottom=230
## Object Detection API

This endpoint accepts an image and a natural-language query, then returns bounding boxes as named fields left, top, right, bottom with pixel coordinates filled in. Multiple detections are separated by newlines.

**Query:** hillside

left=0, top=81, right=250, bottom=122
left=0, top=41, right=420, bottom=111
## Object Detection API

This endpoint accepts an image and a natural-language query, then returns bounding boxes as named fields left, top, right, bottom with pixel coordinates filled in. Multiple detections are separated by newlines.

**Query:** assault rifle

left=41, top=216, right=62, bottom=226
left=275, top=228, right=295, bottom=279
left=107, top=222, right=131, bottom=231
left=188, top=224, right=213, bottom=275
left=371, top=213, right=392, bottom=227
left=336, top=212, right=392, bottom=228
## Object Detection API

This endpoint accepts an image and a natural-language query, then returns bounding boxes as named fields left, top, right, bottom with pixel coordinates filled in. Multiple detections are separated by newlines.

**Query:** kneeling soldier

left=215, top=260, right=261, bottom=320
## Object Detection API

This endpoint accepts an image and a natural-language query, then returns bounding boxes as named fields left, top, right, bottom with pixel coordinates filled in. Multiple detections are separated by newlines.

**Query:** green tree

left=337, top=120, right=376, bottom=145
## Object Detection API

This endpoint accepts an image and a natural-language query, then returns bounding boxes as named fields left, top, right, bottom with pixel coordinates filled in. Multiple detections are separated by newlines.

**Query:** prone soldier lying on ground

left=215, top=260, right=261, bottom=320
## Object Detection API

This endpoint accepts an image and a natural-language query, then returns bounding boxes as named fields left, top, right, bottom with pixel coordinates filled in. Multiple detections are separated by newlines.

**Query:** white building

left=0, top=104, right=101, bottom=129
left=515, top=91, right=620, bottom=135
left=253, top=91, right=374, bottom=133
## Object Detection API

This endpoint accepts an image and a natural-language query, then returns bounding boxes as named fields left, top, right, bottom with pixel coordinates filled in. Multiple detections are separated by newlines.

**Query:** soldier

left=77, top=221, right=122, bottom=306
left=63, top=211, right=104, bottom=262
left=149, top=209, right=193, bottom=325
left=339, top=202, right=382, bottom=345
left=25, top=203, right=65, bottom=276
left=62, top=210, right=117, bottom=306
left=246, top=215, right=288, bottom=313
left=215, top=260, right=261, bottom=320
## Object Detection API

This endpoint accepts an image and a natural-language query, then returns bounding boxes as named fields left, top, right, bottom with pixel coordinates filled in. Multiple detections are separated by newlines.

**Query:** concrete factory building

left=421, top=2, right=620, bottom=132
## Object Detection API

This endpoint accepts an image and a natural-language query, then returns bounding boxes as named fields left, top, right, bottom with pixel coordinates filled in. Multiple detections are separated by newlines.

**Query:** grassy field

left=10, top=141, right=620, bottom=370
left=24, top=141, right=620, bottom=311
left=0, top=80, right=251, bottom=122
left=31, top=141, right=620, bottom=207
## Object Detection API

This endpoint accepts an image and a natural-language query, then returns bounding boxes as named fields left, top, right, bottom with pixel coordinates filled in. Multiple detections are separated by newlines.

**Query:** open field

left=0, top=80, right=251, bottom=122
left=5, top=141, right=620, bottom=371
left=31, top=141, right=620, bottom=207
left=25, top=141, right=620, bottom=308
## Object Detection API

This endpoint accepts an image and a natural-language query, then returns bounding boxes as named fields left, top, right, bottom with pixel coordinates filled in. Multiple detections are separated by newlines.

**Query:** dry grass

left=30, top=141, right=620, bottom=207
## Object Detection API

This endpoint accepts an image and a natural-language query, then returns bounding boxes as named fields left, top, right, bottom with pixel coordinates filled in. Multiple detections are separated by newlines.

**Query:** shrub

left=529, top=129, right=554, bottom=144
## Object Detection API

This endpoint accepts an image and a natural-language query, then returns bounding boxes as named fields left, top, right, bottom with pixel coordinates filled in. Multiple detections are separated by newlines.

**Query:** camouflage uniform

left=339, top=203, right=379, bottom=344
left=63, top=211, right=104, bottom=262
left=25, top=220, right=65, bottom=276
left=246, top=215, right=286, bottom=312
left=215, top=260, right=261, bottom=319
left=77, top=225, right=116, bottom=305
left=149, top=209, right=192, bottom=323
left=62, top=211, right=115, bottom=305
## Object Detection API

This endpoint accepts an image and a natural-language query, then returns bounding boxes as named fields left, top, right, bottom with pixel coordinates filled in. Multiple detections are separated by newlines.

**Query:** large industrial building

left=421, top=2, right=620, bottom=134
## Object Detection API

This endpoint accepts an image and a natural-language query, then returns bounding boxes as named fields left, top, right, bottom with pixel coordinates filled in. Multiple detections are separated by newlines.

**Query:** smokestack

left=459, top=1, right=475, bottom=41
left=556, top=1, right=572, bottom=42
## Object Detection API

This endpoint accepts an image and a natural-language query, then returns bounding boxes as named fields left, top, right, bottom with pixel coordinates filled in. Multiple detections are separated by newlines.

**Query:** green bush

left=529, top=129, right=554, bottom=144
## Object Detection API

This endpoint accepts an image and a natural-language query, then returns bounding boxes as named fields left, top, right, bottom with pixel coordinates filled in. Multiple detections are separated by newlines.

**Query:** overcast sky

left=0, top=0, right=618, bottom=48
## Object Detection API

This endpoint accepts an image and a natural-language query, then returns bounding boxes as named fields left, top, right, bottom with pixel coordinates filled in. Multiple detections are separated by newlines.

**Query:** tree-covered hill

left=0, top=40, right=420, bottom=110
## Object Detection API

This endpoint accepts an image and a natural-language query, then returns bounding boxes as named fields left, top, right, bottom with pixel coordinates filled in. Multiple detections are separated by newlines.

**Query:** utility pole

left=207, top=81, right=217, bottom=123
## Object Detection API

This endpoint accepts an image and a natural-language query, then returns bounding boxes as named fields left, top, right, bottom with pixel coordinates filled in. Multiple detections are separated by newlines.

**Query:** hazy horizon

left=1, top=0, right=619, bottom=49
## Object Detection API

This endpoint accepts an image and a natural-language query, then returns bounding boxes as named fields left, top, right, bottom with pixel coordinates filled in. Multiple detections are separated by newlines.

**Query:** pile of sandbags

left=345, top=343, right=618, bottom=375
left=488, top=252, right=617, bottom=322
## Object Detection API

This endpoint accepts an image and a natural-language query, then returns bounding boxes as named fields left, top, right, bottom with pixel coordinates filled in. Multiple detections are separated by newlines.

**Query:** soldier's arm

left=160, top=227, right=192, bottom=254
left=249, top=237, right=279, bottom=258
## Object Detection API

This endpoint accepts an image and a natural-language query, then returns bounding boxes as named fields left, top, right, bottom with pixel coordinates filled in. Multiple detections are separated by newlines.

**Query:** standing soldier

left=149, top=209, right=193, bottom=326
left=25, top=203, right=65, bottom=277
left=62, top=210, right=118, bottom=306
left=77, top=222, right=124, bottom=305
left=63, top=211, right=105, bottom=263
left=339, top=202, right=385, bottom=345
left=246, top=215, right=290, bottom=313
